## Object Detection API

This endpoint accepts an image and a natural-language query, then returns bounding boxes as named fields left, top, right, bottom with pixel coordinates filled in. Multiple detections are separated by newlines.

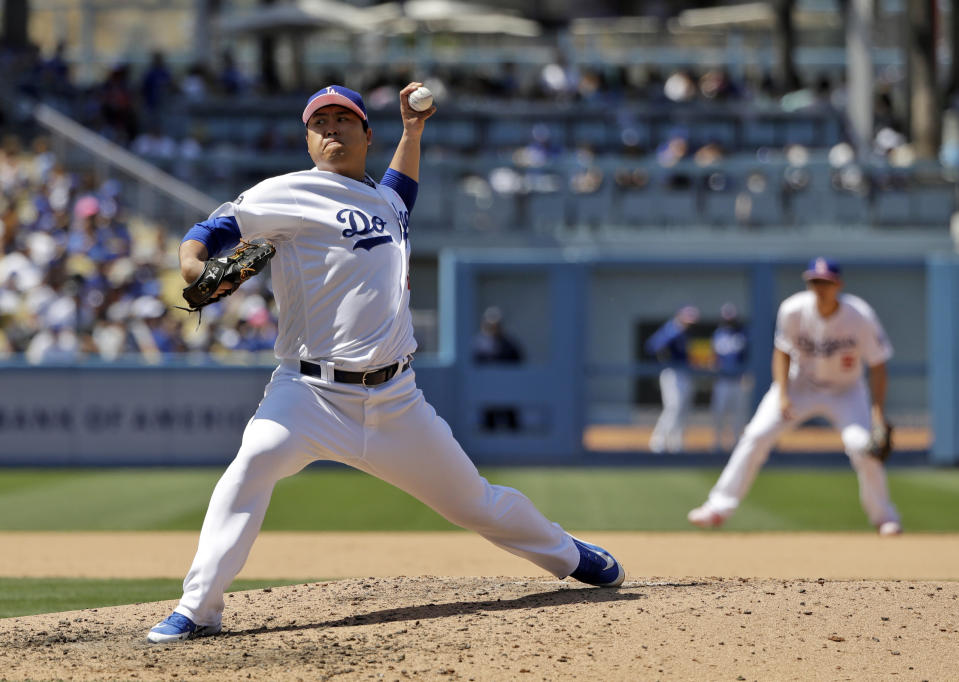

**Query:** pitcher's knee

left=841, top=425, right=871, bottom=460
left=737, top=427, right=778, bottom=456
left=441, top=484, right=521, bottom=532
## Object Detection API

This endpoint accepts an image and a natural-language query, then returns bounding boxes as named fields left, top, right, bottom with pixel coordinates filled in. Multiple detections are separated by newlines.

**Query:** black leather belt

left=299, top=359, right=410, bottom=386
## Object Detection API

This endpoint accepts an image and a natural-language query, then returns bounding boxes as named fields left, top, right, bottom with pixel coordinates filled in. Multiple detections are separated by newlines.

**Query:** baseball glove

left=180, top=240, right=276, bottom=312
left=866, top=421, right=893, bottom=463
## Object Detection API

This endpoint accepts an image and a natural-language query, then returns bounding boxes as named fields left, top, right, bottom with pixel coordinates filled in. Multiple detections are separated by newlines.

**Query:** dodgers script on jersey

left=208, top=169, right=415, bottom=371
left=774, top=291, right=892, bottom=391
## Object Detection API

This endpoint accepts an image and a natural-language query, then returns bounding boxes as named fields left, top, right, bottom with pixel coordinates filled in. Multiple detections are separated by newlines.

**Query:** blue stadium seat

left=568, top=179, right=614, bottom=228
left=655, top=189, right=702, bottom=226
left=831, top=190, right=871, bottom=224
left=746, top=191, right=786, bottom=226
left=488, top=120, right=566, bottom=149
left=688, top=121, right=737, bottom=149
left=452, top=185, right=517, bottom=232
left=412, top=168, right=449, bottom=228
left=443, top=120, right=480, bottom=149
left=571, top=121, right=613, bottom=151
left=782, top=119, right=817, bottom=147
left=701, top=188, right=739, bottom=225
left=911, top=186, right=956, bottom=225
left=524, top=189, right=568, bottom=231
left=741, top=118, right=779, bottom=147
left=874, top=190, right=912, bottom=225
left=616, top=186, right=656, bottom=225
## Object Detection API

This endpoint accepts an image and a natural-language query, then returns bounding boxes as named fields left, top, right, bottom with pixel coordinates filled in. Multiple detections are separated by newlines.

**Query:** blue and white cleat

left=568, top=537, right=626, bottom=587
left=146, top=612, right=221, bottom=644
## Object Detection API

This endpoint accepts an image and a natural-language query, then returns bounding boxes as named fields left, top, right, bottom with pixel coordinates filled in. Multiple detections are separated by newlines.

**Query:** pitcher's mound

left=1, top=576, right=956, bottom=680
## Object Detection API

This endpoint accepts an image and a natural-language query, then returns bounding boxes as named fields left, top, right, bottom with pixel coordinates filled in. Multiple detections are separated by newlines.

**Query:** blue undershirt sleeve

left=380, top=168, right=418, bottom=212
left=645, top=319, right=682, bottom=355
left=181, top=216, right=242, bottom=256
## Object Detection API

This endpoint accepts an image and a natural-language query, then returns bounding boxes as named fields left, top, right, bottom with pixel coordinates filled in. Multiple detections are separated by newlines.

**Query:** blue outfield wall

left=927, top=255, right=959, bottom=465
left=437, top=251, right=947, bottom=464
left=0, top=364, right=272, bottom=465
left=0, top=253, right=955, bottom=466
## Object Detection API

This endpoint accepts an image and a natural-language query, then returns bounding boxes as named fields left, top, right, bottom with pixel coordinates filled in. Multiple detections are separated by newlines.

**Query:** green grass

left=0, top=466, right=958, bottom=532
left=0, top=578, right=310, bottom=619
left=2, top=467, right=958, bottom=618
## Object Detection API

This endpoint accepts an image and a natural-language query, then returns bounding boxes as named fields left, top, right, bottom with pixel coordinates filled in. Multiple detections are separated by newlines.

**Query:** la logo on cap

left=814, top=258, right=828, bottom=274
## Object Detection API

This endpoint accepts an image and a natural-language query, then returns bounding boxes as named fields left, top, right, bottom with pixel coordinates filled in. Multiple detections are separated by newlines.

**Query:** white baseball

left=408, top=86, right=434, bottom=112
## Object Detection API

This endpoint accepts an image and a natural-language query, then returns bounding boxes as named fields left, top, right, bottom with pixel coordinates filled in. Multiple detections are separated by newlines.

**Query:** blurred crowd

left=5, top=36, right=953, bottom=175
left=5, top=40, right=948, bottom=231
left=5, top=42, right=865, bottom=153
left=0, top=39, right=953, bottom=364
left=0, top=134, right=278, bottom=364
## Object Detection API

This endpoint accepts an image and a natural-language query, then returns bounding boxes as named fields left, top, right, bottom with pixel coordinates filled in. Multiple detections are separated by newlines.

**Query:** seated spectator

left=39, top=41, right=72, bottom=96
left=663, top=68, right=697, bottom=103
left=181, top=62, right=210, bottom=101
left=132, top=124, right=178, bottom=159
left=656, top=130, right=690, bottom=168
left=218, top=48, right=249, bottom=95
left=98, top=63, right=139, bottom=144
left=141, top=50, right=176, bottom=111
left=539, top=51, right=579, bottom=101
left=699, top=68, right=742, bottom=101
left=513, top=123, right=564, bottom=168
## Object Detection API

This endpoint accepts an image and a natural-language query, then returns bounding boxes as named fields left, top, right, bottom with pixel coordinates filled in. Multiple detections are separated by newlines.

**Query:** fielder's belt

left=300, top=359, right=411, bottom=386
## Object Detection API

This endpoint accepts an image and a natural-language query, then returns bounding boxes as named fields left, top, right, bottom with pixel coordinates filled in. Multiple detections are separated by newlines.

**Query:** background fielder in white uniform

left=688, top=258, right=902, bottom=535
left=147, top=83, right=625, bottom=643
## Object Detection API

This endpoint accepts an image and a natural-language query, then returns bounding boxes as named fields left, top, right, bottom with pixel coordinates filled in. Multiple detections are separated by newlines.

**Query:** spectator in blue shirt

left=710, top=303, right=750, bottom=451
left=645, top=305, right=699, bottom=453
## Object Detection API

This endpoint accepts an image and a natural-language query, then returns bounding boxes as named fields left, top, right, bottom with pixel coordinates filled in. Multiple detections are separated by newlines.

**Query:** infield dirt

left=1, top=532, right=957, bottom=680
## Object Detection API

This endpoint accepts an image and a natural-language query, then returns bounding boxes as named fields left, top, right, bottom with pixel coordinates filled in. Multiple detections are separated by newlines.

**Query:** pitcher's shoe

left=878, top=520, right=903, bottom=537
left=687, top=503, right=727, bottom=529
left=147, top=612, right=221, bottom=644
left=568, top=537, right=625, bottom=587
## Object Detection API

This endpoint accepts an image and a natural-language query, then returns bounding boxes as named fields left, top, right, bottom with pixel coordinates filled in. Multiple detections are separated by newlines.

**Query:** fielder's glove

left=180, top=240, right=276, bottom=312
left=866, top=421, right=893, bottom=463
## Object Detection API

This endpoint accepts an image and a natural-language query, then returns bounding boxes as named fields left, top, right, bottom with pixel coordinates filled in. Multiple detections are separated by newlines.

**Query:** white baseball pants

left=706, top=380, right=900, bottom=527
left=174, top=363, right=580, bottom=627
left=649, top=367, right=694, bottom=453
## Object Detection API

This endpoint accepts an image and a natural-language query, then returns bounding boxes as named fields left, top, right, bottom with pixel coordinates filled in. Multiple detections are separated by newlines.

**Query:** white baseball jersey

left=703, top=289, right=900, bottom=527
left=208, top=169, right=416, bottom=371
left=169, top=165, right=585, bottom=629
left=774, top=291, right=892, bottom=392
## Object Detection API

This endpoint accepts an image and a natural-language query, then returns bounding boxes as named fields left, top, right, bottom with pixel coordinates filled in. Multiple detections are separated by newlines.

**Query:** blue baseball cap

left=802, top=257, right=842, bottom=282
left=301, top=85, right=367, bottom=124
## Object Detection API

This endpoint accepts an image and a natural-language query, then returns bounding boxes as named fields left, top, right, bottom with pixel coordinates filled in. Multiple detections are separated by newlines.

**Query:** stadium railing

left=31, top=102, right=218, bottom=228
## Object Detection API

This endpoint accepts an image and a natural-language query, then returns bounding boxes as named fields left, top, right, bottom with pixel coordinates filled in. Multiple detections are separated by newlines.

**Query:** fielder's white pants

left=649, top=368, right=693, bottom=453
left=706, top=380, right=900, bottom=527
left=711, top=375, right=750, bottom=452
left=175, top=363, right=580, bottom=627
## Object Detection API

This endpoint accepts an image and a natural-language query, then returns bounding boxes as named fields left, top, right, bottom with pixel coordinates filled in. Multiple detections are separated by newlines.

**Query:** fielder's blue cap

left=302, top=85, right=367, bottom=124
left=802, top=257, right=842, bottom=282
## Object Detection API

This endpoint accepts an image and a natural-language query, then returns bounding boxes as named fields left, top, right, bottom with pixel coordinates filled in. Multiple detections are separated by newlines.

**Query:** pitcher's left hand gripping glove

left=180, top=240, right=275, bottom=312
left=866, top=421, right=893, bottom=463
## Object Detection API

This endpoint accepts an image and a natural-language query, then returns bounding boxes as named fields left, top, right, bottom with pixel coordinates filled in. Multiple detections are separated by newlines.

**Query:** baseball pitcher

left=147, top=83, right=625, bottom=643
